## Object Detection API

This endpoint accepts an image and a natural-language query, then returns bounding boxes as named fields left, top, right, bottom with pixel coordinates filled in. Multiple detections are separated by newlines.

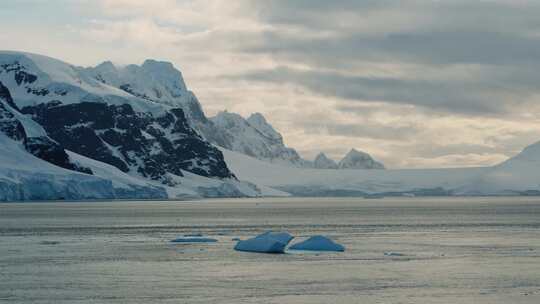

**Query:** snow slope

left=224, top=140, right=540, bottom=196
left=462, top=141, right=540, bottom=195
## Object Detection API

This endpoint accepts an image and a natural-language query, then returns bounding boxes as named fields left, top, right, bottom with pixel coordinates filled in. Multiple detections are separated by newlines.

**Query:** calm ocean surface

left=1, top=197, right=540, bottom=303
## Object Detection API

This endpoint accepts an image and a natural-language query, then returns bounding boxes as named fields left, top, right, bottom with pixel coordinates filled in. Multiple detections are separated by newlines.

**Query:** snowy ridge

left=210, top=111, right=310, bottom=167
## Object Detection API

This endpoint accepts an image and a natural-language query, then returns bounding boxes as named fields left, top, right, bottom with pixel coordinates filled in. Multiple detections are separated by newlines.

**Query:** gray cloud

left=300, top=120, right=419, bottom=141
left=220, top=1, right=540, bottom=116
left=231, top=66, right=530, bottom=115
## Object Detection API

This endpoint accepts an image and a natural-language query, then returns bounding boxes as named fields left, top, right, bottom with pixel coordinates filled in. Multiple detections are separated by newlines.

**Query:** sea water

left=1, top=197, right=540, bottom=303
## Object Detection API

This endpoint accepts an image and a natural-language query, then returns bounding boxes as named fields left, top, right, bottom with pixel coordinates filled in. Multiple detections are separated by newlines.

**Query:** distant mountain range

left=1, top=50, right=539, bottom=201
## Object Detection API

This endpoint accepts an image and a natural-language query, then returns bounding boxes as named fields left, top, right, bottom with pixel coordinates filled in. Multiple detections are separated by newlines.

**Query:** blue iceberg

left=234, top=231, right=293, bottom=253
left=289, top=235, right=345, bottom=252
left=171, top=237, right=218, bottom=243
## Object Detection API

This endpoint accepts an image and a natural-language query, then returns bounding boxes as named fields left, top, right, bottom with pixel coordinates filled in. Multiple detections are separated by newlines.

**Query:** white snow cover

left=0, top=51, right=169, bottom=116
left=223, top=140, right=540, bottom=196
left=234, top=231, right=294, bottom=254
left=221, top=147, right=490, bottom=196
left=289, top=235, right=345, bottom=252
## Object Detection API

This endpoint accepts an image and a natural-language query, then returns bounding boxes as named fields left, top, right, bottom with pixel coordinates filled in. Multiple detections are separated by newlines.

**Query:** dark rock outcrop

left=22, top=101, right=235, bottom=185
left=0, top=83, right=92, bottom=174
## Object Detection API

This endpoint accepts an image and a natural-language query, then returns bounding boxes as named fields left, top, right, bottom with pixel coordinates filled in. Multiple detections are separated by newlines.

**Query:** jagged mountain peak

left=210, top=110, right=309, bottom=167
left=141, top=59, right=176, bottom=70
left=313, top=152, right=338, bottom=169
left=94, top=60, right=117, bottom=72
left=247, top=112, right=282, bottom=141
left=338, top=148, right=385, bottom=170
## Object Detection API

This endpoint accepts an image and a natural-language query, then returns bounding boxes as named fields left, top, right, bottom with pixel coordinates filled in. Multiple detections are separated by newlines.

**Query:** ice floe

left=289, top=235, right=345, bottom=252
left=234, top=231, right=293, bottom=253
left=171, top=236, right=218, bottom=243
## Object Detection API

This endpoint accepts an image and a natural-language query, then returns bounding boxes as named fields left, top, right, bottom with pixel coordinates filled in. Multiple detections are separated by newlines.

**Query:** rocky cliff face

left=0, top=80, right=91, bottom=174
left=84, top=59, right=231, bottom=148
left=22, top=101, right=235, bottom=186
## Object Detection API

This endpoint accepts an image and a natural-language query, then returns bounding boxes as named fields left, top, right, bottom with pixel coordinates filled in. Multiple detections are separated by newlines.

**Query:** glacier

left=221, top=145, right=540, bottom=197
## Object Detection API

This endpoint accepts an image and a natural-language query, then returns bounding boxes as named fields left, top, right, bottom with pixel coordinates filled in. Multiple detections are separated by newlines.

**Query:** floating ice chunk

left=234, top=231, right=293, bottom=253
left=39, top=241, right=60, bottom=245
left=289, top=235, right=345, bottom=252
left=171, top=237, right=217, bottom=243
left=255, top=231, right=294, bottom=244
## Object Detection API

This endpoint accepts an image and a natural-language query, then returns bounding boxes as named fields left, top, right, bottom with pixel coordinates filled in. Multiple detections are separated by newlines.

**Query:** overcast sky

left=2, top=0, right=540, bottom=168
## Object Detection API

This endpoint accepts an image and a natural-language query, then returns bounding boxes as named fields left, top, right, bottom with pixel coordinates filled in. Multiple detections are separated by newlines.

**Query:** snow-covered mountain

left=210, top=111, right=310, bottom=167
left=313, top=152, right=338, bottom=169
left=0, top=51, right=273, bottom=200
left=86, top=56, right=307, bottom=167
left=461, top=141, right=540, bottom=195
left=338, top=148, right=385, bottom=170
left=84, top=59, right=231, bottom=148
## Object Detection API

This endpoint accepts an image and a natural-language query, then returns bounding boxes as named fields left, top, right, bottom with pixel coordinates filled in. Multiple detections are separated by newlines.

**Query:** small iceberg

left=171, top=236, right=218, bottom=243
left=234, top=231, right=293, bottom=254
left=289, top=235, right=345, bottom=252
